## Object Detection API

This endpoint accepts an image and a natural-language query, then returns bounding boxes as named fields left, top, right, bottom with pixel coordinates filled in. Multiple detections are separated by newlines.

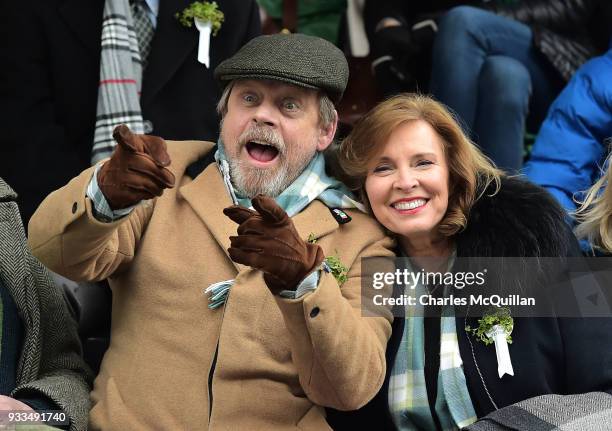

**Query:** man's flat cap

left=214, top=33, right=349, bottom=103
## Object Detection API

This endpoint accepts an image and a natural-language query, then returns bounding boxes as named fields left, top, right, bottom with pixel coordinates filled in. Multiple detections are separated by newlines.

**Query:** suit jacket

left=0, top=0, right=260, bottom=225
left=27, top=141, right=396, bottom=430
left=0, top=178, right=92, bottom=431
left=327, top=177, right=612, bottom=430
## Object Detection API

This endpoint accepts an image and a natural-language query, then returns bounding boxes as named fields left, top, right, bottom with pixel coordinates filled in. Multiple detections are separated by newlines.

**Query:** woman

left=327, top=94, right=612, bottom=430
left=576, top=154, right=612, bottom=252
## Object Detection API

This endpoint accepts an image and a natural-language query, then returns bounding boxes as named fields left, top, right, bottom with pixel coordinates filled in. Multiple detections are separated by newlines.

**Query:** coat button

left=72, top=202, right=78, bottom=214
left=143, top=120, right=154, bottom=134
left=309, top=307, right=320, bottom=318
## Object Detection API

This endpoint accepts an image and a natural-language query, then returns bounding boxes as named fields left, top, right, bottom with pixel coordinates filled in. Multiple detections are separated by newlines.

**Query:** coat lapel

left=179, top=165, right=341, bottom=272
left=291, top=200, right=341, bottom=242
left=141, top=0, right=198, bottom=107
left=179, top=163, right=240, bottom=270
left=58, top=0, right=104, bottom=55
left=0, top=202, right=41, bottom=383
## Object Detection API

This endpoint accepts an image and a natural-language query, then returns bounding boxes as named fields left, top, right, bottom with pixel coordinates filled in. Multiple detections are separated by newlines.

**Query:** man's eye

left=283, top=100, right=298, bottom=110
left=243, top=94, right=256, bottom=103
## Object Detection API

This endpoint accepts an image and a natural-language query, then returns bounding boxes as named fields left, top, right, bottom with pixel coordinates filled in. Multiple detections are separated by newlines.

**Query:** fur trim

left=457, top=176, right=575, bottom=258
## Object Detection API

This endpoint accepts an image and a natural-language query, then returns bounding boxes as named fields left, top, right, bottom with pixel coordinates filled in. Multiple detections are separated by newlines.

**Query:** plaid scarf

left=91, top=0, right=146, bottom=164
left=204, top=141, right=364, bottom=309
left=213, top=140, right=364, bottom=214
left=389, top=255, right=478, bottom=430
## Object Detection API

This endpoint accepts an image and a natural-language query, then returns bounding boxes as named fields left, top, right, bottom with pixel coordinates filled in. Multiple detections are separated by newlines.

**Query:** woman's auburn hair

left=338, top=93, right=502, bottom=237
left=575, top=148, right=612, bottom=251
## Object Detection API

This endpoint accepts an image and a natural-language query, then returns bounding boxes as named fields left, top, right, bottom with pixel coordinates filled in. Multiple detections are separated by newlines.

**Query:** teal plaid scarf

left=213, top=140, right=364, bottom=215
left=389, top=255, right=477, bottom=430
left=204, top=141, right=363, bottom=309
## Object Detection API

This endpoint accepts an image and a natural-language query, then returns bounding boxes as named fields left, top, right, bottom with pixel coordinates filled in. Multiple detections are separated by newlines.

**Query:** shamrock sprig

left=325, top=252, right=348, bottom=286
left=306, top=234, right=348, bottom=286
left=176, top=1, right=224, bottom=36
left=466, top=307, right=513, bottom=346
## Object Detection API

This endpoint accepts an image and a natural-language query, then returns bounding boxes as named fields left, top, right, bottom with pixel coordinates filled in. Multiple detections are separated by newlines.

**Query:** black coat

left=492, top=0, right=612, bottom=81
left=0, top=0, right=260, bottom=224
left=327, top=177, right=612, bottom=430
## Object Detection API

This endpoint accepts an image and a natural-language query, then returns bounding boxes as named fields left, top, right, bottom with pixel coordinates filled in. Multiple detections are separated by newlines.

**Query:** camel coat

left=28, top=140, right=395, bottom=431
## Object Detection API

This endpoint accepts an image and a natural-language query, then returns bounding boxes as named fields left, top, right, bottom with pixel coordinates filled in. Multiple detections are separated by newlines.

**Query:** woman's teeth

left=393, top=199, right=426, bottom=210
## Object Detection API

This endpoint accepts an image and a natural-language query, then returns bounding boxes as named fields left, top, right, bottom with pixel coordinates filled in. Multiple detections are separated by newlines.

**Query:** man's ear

left=317, top=109, right=338, bottom=151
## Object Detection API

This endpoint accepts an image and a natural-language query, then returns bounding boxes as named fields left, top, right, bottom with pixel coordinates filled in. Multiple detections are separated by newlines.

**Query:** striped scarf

left=92, top=0, right=146, bottom=164
left=389, top=255, right=478, bottom=430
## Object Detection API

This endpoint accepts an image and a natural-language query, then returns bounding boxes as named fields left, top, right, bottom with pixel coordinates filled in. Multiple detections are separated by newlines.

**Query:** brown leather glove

left=223, top=194, right=325, bottom=294
left=97, top=124, right=176, bottom=210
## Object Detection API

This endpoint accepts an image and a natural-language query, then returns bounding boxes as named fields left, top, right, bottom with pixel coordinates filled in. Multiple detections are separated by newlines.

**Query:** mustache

left=238, top=125, right=285, bottom=153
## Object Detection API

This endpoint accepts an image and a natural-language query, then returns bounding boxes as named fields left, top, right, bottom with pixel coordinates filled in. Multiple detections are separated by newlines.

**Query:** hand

left=223, top=194, right=325, bottom=294
left=373, top=59, right=417, bottom=97
left=370, top=26, right=419, bottom=96
left=0, top=395, right=34, bottom=411
left=97, top=124, right=176, bottom=210
left=372, top=25, right=419, bottom=59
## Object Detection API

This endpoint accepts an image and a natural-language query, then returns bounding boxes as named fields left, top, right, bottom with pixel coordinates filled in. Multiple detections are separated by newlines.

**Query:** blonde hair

left=338, top=93, right=502, bottom=237
left=576, top=148, right=612, bottom=251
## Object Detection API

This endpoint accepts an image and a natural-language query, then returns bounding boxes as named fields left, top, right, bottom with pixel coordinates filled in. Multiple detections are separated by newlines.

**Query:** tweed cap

left=214, top=33, right=349, bottom=103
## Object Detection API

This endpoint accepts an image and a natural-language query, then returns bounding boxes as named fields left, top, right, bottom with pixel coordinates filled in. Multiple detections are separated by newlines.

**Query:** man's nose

left=251, top=103, right=276, bottom=127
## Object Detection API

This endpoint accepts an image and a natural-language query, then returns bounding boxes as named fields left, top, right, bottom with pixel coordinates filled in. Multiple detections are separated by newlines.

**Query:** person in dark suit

left=0, top=0, right=260, bottom=225
left=0, top=177, right=92, bottom=431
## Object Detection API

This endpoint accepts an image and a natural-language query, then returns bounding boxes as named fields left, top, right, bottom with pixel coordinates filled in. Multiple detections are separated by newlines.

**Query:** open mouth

left=245, top=141, right=279, bottom=164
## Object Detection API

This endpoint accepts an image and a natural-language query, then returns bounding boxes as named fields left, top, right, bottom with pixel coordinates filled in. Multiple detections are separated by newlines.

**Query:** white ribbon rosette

left=486, top=324, right=514, bottom=378
left=195, top=18, right=211, bottom=67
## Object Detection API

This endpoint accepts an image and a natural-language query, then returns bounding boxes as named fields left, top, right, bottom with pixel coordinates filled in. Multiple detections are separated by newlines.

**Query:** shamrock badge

left=466, top=307, right=515, bottom=378
left=176, top=1, right=224, bottom=67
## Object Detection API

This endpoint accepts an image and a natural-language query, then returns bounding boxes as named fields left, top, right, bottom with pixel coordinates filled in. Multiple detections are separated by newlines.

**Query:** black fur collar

left=456, top=176, right=576, bottom=258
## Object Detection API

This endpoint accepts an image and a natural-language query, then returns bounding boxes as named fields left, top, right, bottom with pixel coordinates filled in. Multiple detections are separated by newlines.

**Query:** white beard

left=221, top=121, right=319, bottom=198
left=228, top=152, right=312, bottom=198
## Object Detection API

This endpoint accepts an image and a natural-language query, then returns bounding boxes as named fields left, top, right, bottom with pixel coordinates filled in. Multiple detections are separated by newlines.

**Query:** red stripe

left=99, top=79, right=137, bottom=85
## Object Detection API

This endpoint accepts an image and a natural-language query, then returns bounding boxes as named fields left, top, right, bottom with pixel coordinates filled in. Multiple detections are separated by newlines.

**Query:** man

left=28, top=33, right=394, bottom=430
left=0, top=0, right=260, bottom=225
left=0, top=178, right=92, bottom=431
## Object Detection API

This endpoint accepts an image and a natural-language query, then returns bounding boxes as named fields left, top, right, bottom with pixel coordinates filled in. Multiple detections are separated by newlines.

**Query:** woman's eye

left=416, top=160, right=434, bottom=167
left=373, top=165, right=391, bottom=173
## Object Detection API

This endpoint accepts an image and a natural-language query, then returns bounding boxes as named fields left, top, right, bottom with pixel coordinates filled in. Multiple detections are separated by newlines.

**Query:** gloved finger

left=235, top=216, right=266, bottom=235
left=223, top=206, right=258, bottom=225
left=227, top=247, right=265, bottom=269
left=123, top=177, right=166, bottom=198
left=120, top=169, right=168, bottom=195
left=142, top=135, right=172, bottom=167
left=128, top=153, right=175, bottom=188
left=252, top=194, right=288, bottom=224
left=112, top=124, right=141, bottom=153
left=229, top=235, right=263, bottom=253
